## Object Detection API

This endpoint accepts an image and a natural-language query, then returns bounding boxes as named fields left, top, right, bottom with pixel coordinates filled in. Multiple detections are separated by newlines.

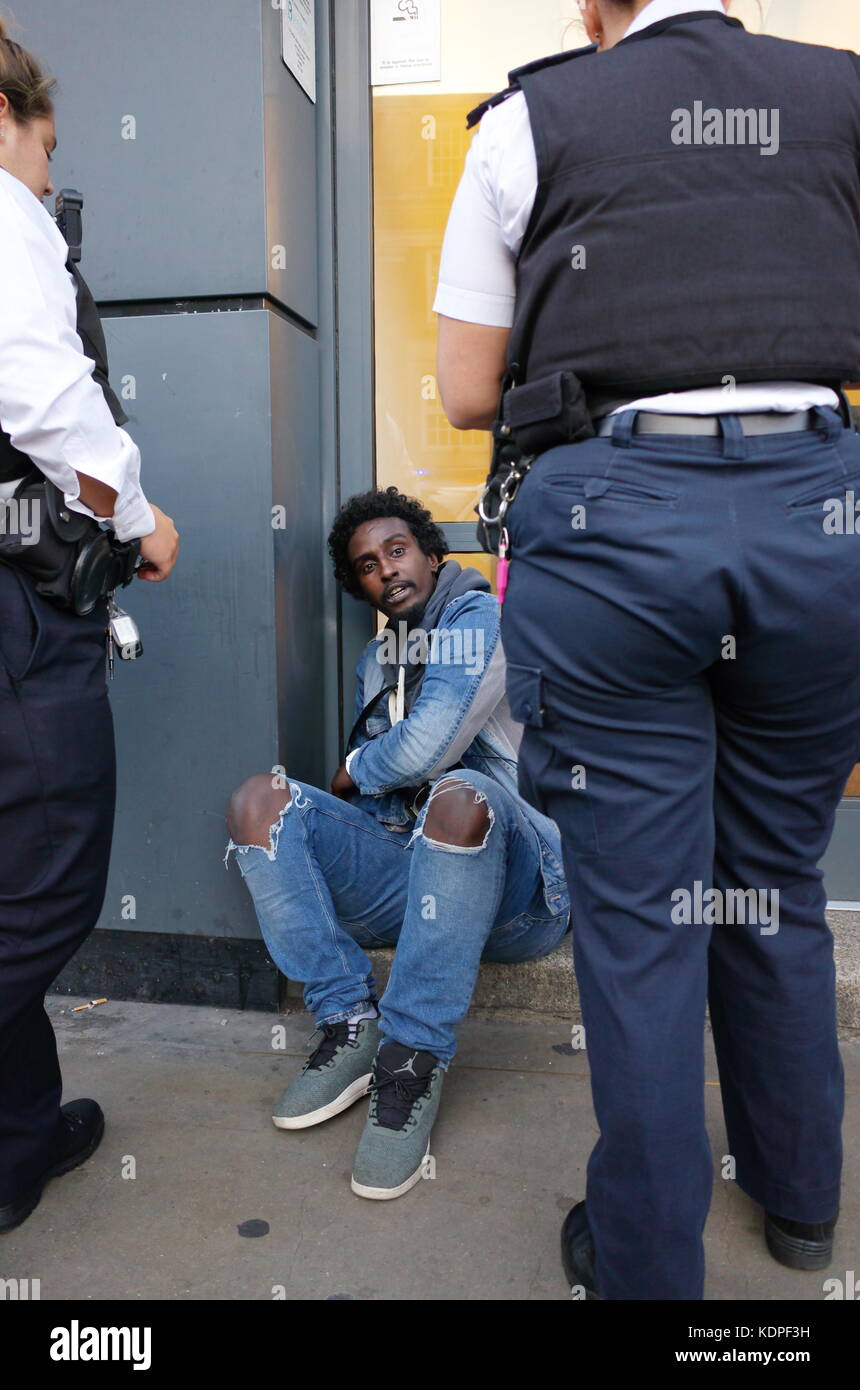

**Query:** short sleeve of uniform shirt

left=431, top=91, right=536, bottom=329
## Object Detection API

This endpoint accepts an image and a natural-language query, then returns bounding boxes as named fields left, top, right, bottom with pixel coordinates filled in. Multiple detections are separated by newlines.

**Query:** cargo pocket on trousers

left=0, top=568, right=53, bottom=899
left=506, top=662, right=552, bottom=816
left=506, top=662, right=546, bottom=729
left=506, top=661, right=600, bottom=853
left=0, top=566, right=43, bottom=683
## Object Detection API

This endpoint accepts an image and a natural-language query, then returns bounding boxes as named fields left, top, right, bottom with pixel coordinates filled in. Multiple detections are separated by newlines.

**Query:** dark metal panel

left=19, top=0, right=266, bottom=301
left=313, top=0, right=377, bottom=774
left=96, top=309, right=279, bottom=940
left=330, top=0, right=377, bottom=756
left=314, top=0, right=346, bottom=780
left=269, top=313, right=327, bottom=786
left=262, top=0, right=320, bottom=326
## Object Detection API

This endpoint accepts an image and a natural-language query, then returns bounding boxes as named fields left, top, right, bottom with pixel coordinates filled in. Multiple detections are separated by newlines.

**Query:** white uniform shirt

left=433, top=0, right=840, bottom=417
left=0, top=167, right=156, bottom=540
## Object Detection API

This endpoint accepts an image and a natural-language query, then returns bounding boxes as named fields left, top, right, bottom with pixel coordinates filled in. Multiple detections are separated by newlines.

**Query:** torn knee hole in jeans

left=409, top=777, right=495, bottom=854
left=223, top=778, right=310, bottom=866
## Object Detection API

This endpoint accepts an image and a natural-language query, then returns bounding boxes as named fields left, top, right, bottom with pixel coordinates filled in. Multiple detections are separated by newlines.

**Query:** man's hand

left=331, top=762, right=358, bottom=799
left=137, top=504, right=179, bottom=583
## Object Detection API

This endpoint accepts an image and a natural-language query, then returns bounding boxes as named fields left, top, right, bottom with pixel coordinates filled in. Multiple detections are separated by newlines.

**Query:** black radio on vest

left=470, top=11, right=860, bottom=453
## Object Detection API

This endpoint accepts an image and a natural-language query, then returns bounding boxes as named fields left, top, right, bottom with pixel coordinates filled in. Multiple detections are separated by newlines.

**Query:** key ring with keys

left=487, top=454, right=536, bottom=604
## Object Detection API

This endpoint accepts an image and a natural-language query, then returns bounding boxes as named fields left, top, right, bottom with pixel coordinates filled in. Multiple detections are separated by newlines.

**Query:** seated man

left=224, top=486, right=571, bottom=1200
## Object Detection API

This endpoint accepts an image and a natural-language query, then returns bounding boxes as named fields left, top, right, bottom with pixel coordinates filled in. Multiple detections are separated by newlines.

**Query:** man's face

left=347, top=517, right=440, bottom=624
left=0, top=102, right=56, bottom=201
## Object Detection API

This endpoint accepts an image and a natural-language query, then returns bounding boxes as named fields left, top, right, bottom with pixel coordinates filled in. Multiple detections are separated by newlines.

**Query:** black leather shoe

left=0, top=1099, right=105, bottom=1235
left=765, top=1209, right=837, bottom=1271
left=561, top=1200, right=603, bottom=1299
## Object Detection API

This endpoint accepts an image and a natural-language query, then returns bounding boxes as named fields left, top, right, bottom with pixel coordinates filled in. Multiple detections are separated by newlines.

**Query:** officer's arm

left=76, top=474, right=118, bottom=515
left=436, top=316, right=510, bottom=431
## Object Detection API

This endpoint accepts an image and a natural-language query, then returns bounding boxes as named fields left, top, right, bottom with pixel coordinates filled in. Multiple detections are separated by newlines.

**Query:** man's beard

left=398, top=593, right=428, bottom=628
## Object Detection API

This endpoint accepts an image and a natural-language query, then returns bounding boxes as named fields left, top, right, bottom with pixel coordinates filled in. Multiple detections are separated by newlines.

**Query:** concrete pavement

left=1, top=996, right=857, bottom=1301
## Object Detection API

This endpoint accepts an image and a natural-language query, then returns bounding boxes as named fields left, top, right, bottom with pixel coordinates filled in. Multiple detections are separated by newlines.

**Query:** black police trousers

left=501, top=406, right=860, bottom=1298
left=0, top=561, right=114, bottom=1204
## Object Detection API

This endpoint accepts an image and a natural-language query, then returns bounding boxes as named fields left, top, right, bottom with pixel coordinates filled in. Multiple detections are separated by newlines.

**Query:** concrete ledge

left=834, top=910, right=860, bottom=1034
left=284, top=910, right=860, bottom=1036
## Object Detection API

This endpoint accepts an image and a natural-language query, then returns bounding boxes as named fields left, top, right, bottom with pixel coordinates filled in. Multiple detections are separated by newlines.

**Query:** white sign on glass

left=281, top=0, right=316, bottom=103
left=371, top=0, right=441, bottom=86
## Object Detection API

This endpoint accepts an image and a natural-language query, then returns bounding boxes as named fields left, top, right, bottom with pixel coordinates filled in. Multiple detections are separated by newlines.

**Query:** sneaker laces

left=303, top=1021, right=351, bottom=1070
left=370, top=1063, right=433, bottom=1131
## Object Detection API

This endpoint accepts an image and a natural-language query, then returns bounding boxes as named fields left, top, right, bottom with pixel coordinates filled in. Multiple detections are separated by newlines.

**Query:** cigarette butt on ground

left=71, top=998, right=109, bottom=1012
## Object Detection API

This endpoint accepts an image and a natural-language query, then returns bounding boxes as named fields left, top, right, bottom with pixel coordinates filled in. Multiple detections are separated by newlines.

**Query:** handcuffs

left=476, top=448, right=536, bottom=604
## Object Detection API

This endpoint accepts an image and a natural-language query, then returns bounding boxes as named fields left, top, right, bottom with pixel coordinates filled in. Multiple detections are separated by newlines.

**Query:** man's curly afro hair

left=327, top=486, right=450, bottom=601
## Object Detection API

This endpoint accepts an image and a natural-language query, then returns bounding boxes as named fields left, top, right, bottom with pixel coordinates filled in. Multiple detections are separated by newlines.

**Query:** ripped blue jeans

left=224, top=767, right=570, bottom=1065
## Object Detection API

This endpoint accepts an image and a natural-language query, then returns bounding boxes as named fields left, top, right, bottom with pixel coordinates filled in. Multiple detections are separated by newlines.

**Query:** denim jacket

left=343, top=589, right=570, bottom=920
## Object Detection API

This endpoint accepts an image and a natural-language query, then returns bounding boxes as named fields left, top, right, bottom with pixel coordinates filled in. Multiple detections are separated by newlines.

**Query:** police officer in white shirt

left=0, top=18, right=178, bottom=1233
left=436, top=0, right=860, bottom=1297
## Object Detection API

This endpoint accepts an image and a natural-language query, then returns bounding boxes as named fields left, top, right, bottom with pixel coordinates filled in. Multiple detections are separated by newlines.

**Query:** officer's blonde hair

left=600, top=0, right=760, bottom=14
left=580, top=1, right=763, bottom=42
left=0, top=14, right=55, bottom=123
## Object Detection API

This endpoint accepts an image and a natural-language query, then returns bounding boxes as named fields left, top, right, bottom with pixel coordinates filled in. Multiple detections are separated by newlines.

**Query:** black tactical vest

left=468, top=11, right=860, bottom=423
left=0, top=254, right=127, bottom=484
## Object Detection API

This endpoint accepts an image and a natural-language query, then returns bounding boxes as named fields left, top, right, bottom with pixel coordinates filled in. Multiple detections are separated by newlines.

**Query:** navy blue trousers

left=0, top=563, right=114, bottom=1205
left=501, top=407, right=860, bottom=1300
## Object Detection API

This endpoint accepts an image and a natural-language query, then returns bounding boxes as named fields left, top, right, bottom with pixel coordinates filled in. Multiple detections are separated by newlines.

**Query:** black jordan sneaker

left=351, top=1040, right=444, bottom=1200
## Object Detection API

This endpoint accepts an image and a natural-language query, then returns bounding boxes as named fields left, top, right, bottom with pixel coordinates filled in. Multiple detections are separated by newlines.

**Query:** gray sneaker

left=272, top=1017, right=379, bottom=1129
left=350, top=1040, right=444, bottom=1200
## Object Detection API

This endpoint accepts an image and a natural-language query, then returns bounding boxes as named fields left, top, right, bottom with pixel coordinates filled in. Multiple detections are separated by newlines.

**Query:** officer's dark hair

left=328, top=486, right=450, bottom=600
left=0, top=15, right=56, bottom=122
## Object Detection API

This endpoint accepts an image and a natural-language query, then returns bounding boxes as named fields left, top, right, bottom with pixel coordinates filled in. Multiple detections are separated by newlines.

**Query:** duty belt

left=597, top=409, right=818, bottom=437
